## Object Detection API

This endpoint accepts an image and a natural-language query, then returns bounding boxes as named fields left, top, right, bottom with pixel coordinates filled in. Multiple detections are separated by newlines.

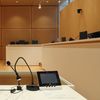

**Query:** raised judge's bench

left=6, top=38, right=100, bottom=66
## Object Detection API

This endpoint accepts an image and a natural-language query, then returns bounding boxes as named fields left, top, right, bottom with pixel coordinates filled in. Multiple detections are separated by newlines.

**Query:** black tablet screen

left=37, top=71, right=61, bottom=86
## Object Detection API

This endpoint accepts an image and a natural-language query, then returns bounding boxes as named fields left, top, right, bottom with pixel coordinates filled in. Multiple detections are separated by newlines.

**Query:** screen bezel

left=37, top=71, right=61, bottom=87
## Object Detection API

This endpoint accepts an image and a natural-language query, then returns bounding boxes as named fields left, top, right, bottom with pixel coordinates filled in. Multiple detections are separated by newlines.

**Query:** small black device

left=37, top=71, right=61, bottom=87
left=88, top=31, right=100, bottom=38
left=61, top=37, right=66, bottom=42
left=26, top=85, right=39, bottom=91
left=80, top=31, right=87, bottom=39
left=77, top=9, right=82, bottom=13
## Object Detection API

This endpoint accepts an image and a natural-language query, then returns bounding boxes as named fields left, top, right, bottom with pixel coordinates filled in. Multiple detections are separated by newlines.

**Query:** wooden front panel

left=0, top=73, right=38, bottom=85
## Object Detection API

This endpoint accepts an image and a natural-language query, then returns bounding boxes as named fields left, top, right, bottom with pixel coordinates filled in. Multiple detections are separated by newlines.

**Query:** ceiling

left=0, top=0, right=67, bottom=6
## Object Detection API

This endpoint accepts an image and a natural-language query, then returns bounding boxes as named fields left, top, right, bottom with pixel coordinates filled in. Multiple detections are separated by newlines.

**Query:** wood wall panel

left=0, top=47, right=5, bottom=60
left=1, top=47, right=5, bottom=60
left=32, top=6, right=58, bottom=28
left=0, top=7, right=1, bottom=28
left=0, top=30, right=1, bottom=46
left=79, top=0, right=100, bottom=32
left=32, top=29, right=58, bottom=43
left=1, top=6, right=31, bottom=28
left=60, top=0, right=100, bottom=38
left=2, top=29, right=31, bottom=45
left=0, top=47, right=2, bottom=59
left=0, top=74, right=16, bottom=85
left=60, top=1, right=79, bottom=38
left=0, top=0, right=33, bottom=5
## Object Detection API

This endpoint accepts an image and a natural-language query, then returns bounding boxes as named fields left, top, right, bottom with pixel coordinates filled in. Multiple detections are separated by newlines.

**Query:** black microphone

left=14, top=57, right=39, bottom=91
left=6, top=61, right=22, bottom=92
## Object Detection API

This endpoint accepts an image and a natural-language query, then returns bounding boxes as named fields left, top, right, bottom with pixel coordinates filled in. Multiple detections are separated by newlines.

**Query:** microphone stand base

left=17, top=85, right=23, bottom=91
left=26, top=85, right=39, bottom=91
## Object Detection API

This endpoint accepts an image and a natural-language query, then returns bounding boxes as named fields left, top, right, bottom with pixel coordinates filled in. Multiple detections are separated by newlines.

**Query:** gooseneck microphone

left=6, top=61, right=22, bottom=92
left=14, top=57, right=39, bottom=91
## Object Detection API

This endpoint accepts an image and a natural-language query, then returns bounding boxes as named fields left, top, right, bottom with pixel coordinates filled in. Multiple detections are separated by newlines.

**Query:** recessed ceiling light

left=16, top=0, right=19, bottom=3
left=46, top=0, right=48, bottom=3
left=38, top=4, right=42, bottom=9
left=58, top=0, right=61, bottom=3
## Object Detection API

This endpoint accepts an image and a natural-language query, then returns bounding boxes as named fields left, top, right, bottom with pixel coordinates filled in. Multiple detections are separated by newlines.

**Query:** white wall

left=42, top=45, right=100, bottom=100
left=6, top=46, right=42, bottom=65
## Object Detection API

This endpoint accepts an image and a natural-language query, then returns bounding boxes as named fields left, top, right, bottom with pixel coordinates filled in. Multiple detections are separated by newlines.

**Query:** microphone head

left=7, top=61, right=11, bottom=66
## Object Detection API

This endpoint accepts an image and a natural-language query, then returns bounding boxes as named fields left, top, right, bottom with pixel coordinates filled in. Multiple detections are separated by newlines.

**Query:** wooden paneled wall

left=60, top=0, right=100, bottom=39
left=0, top=6, right=58, bottom=59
